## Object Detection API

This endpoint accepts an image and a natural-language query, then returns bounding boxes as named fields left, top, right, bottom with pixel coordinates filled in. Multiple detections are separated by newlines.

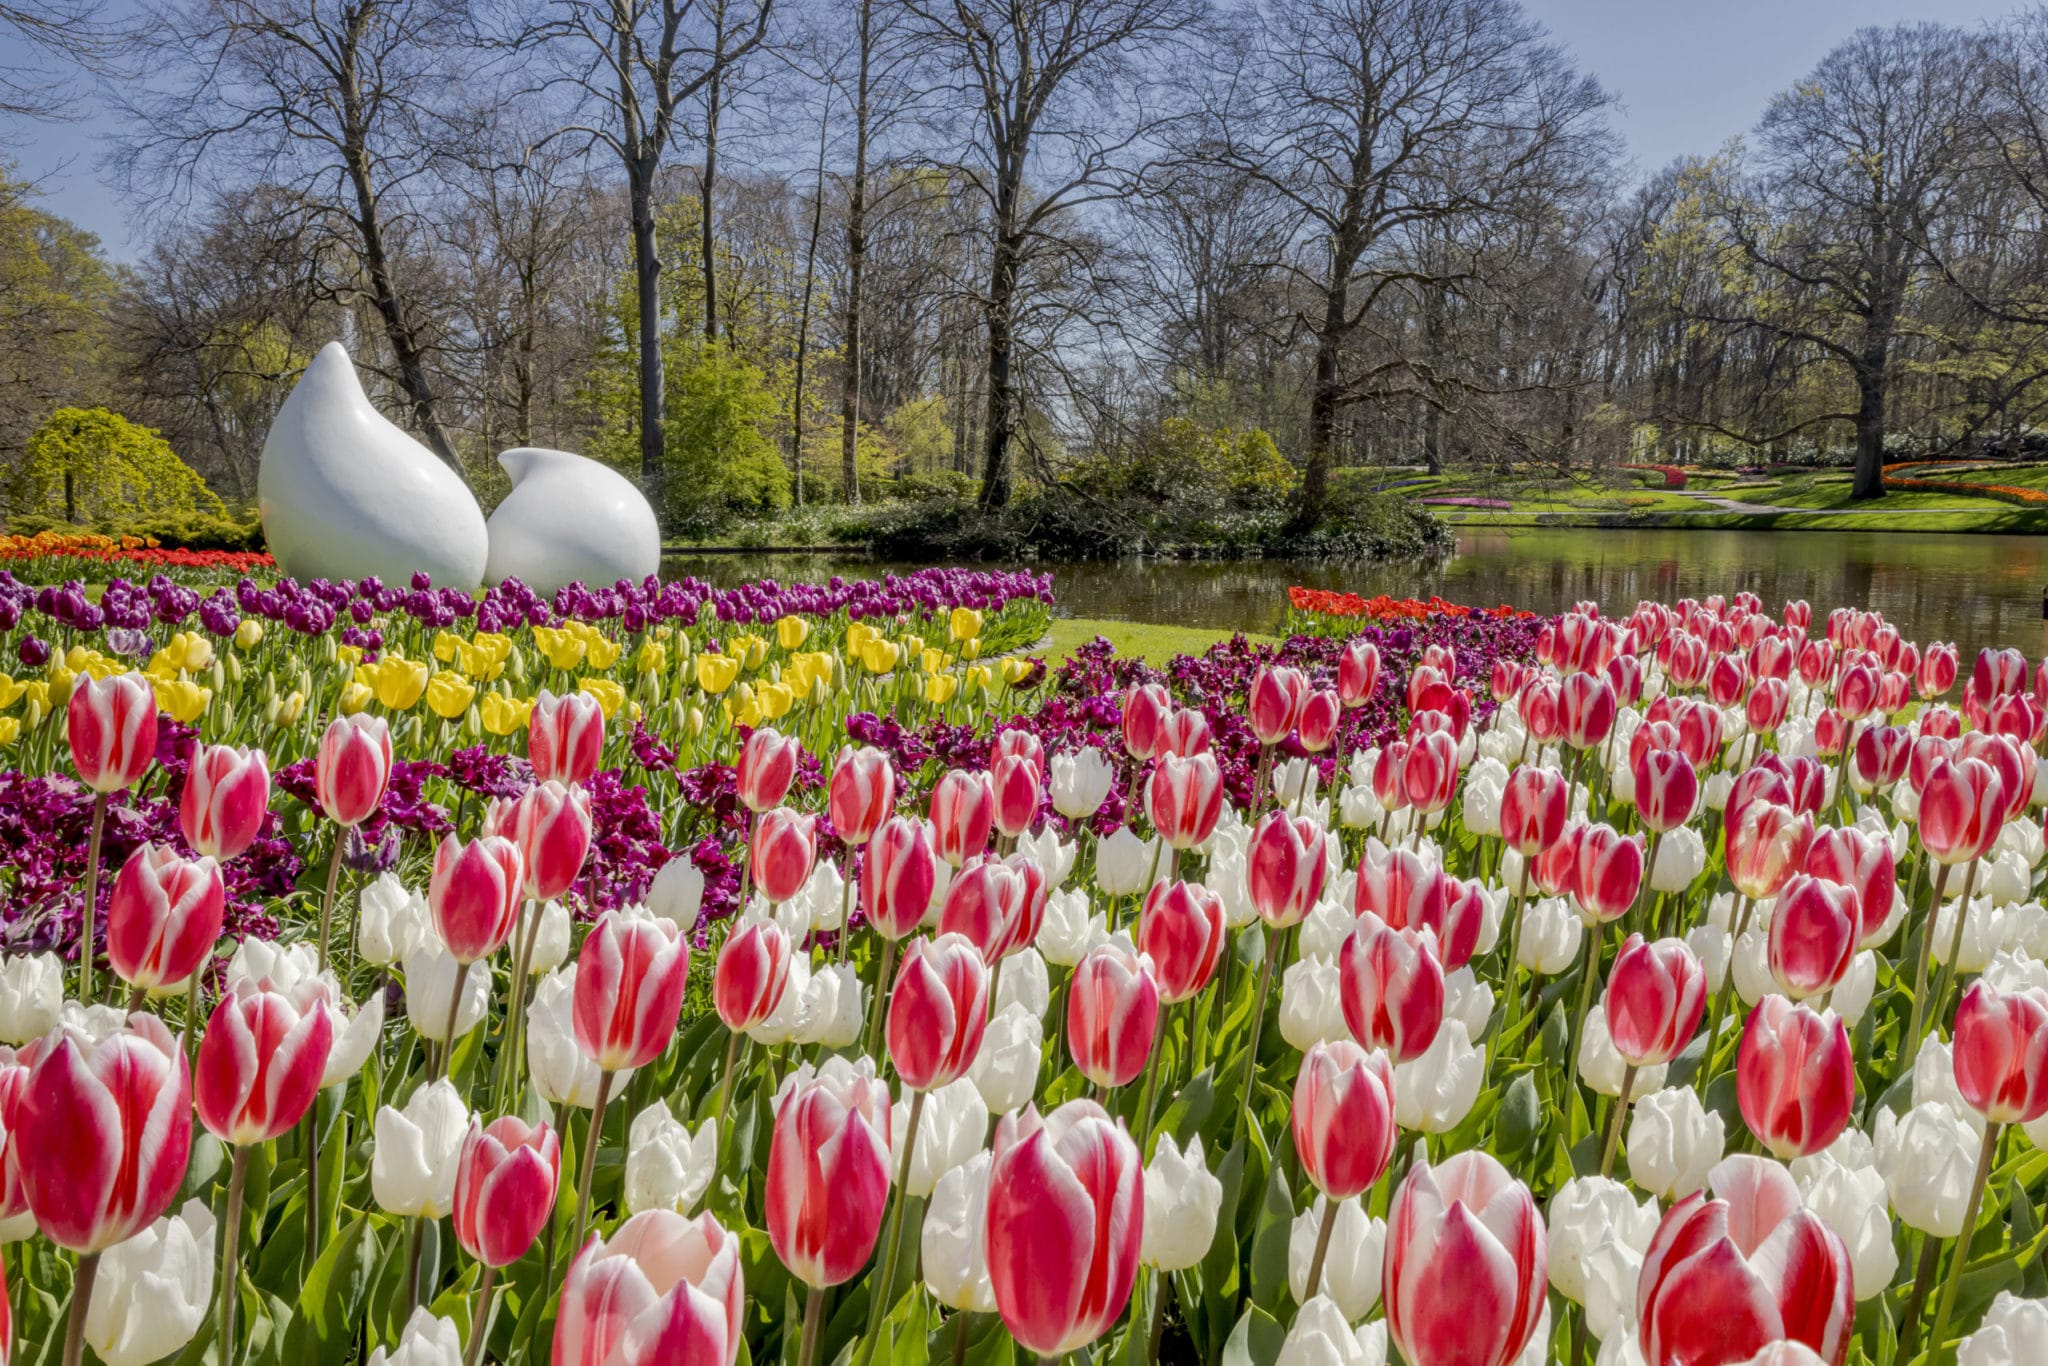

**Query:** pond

left=665, top=527, right=2048, bottom=662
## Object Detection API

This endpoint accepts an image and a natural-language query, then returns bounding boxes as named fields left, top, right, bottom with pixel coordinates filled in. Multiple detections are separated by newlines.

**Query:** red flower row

left=1287, top=586, right=1535, bottom=621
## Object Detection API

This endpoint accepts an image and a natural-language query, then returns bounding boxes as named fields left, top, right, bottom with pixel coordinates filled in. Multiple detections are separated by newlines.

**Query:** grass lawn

left=1039, top=617, right=1275, bottom=663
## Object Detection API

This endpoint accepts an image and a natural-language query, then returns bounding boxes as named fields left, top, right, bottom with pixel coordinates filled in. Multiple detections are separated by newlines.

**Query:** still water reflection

left=664, top=528, right=2048, bottom=662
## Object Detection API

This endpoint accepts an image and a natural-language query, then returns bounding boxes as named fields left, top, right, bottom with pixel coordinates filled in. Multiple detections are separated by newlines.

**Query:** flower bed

left=1, top=570, right=2046, bottom=1366
left=1622, top=462, right=1688, bottom=489
left=1, top=529, right=276, bottom=577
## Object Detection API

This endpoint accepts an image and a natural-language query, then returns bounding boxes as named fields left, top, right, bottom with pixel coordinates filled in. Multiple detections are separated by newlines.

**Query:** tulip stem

left=1599, top=1063, right=1636, bottom=1178
left=1927, top=859, right=1982, bottom=1050
left=79, top=790, right=107, bottom=1002
left=495, top=903, right=541, bottom=1109
left=1145, top=1271, right=1170, bottom=1365
left=304, top=1098, right=323, bottom=1263
left=463, top=1264, right=497, bottom=1366
left=858, top=1088, right=925, bottom=1366
left=1303, top=1195, right=1339, bottom=1300
left=1135, top=1039, right=1166, bottom=1157
left=218, top=1146, right=252, bottom=1366
left=1499, top=861, right=1533, bottom=1040
left=404, top=1214, right=426, bottom=1317
left=316, top=829, right=344, bottom=971
left=1899, top=1230, right=1941, bottom=1360
left=60, top=1251, right=101, bottom=1366
left=571, top=1068, right=616, bottom=1253
left=1699, top=895, right=1753, bottom=1077
left=1903, top=862, right=1955, bottom=1076
left=1928, top=1120, right=2001, bottom=1357
left=1566, top=923, right=1602, bottom=1084
left=1231, top=930, right=1281, bottom=1145
left=798, top=1284, right=828, bottom=1366
left=836, top=846, right=856, bottom=963
left=865, top=936, right=899, bottom=1058
left=438, top=960, right=473, bottom=1085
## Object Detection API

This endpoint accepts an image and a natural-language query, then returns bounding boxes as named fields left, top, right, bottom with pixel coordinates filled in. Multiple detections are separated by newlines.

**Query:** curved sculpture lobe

left=484, top=447, right=662, bottom=596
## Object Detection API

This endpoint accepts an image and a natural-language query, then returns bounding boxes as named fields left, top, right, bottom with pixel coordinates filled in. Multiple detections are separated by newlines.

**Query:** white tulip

left=1142, top=1134, right=1223, bottom=1272
left=1578, top=1003, right=1668, bottom=1099
left=1959, top=1291, right=2048, bottom=1366
left=371, top=1078, right=469, bottom=1218
left=1913, top=1037, right=1987, bottom=1134
left=228, top=937, right=321, bottom=994
left=1686, top=923, right=1731, bottom=992
left=2002, top=909, right=2048, bottom=965
left=58, top=1000, right=129, bottom=1041
left=994, top=946, right=1050, bottom=1019
left=1793, top=1146, right=1897, bottom=1300
left=1829, top=951, right=1878, bottom=1027
left=1444, top=966, right=1495, bottom=1040
left=970, top=1003, right=1044, bottom=1115
left=1096, top=826, right=1159, bottom=897
left=647, top=855, right=706, bottom=936
left=774, top=1054, right=883, bottom=1109
left=0, top=952, right=61, bottom=1045
left=1877, top=1101, right=1981, bottom=1236
left=922, top=1150, right=997, bottom=1313
left=1287, top=1195, right=1385, bottom=1321
left=521, top=899, right=573, bottom=975
left=85, top=1198, right=215, bottom=1366
left=1278, top=1295, right=1385, bottom=1366
left=1207, top=847, right=1258, bottom=928
left=321, top=988, right=385, bottom=1088
left=1049, top=747, right=1114, bottom=819
left=1517, top=896, right=1583, bottom=974
left=1546, top=1177, right=1659, bottom=1305
left=528, top=966, right=634, bottom=1107
left=358, top=873, right=431, bottom=966
left=1626, top=1086, right=1725, bottom=1200
left=1999, top=817, right=2047, bottom=868
left=891, top=1077, right=988, bottom=1197
left=1339, top=782, right=1385, bottom=832
left=1038, top=888, right=1106, bottom=967
left=625, top=1100, right=717, bottom=1215
left=402, top=943, right=489, bottom=1045
left=1297, top=897, right=1354, bottom=964
left=746, top=953, right=813, bottom=1047
left=1580, top=1230, right=1645, bottom=1343
left=1933, top=896, right=2013, bottom=973
left=1280, top=955, right=1349, bottom=1052
left=1460, top=756, right=1509, bottom=838
left=793, top=961, right=864, bottom=1048
left=1019, top=827, right=1077, bottom=888
left=1731, top=927, right=1773, bottom=1008
left=1981, top=850, right=2035, bottom=908
left=367, top=1307, right=464, bottom=1366
left=1393, top=1018, right=1484, bottom=1132
left=1648, top=825, right=1706, bottom=895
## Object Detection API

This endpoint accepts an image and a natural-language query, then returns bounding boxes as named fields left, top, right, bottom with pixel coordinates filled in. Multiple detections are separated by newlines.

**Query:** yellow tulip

left=0, top=716, right=18, bottom=746
left=481, top=691, right=533, bottom=736
left=470, top=633, right=514, bottom=680
left=337, top=644, right=364, bottom=667
left=949, top=607, right=983, bottom=642
left=859, top=637, right=899, bottom=674
left=371, top=657, right=429, bottom=710
left=433, top=630, right=463, bottom=663
left=158, top=678, right=212, bottom=723
left=695, top=653, right=740, bottom=695
left=921, top=647, right=952, bottom=676
left=1000, top=657, right=1037, bottom=686
left=580, top=676, right=626, bottom=719
left=22, top=680, right=50, bottom=713
left=339, top=681, right=374, bottom=715
left=234, top=619, right=264, bottom=651
left=902, top=634, right=925, bottom=659
left=756, top=680, right=795, bottom=720
left=0, top=675, right=21, bottom=710
left=966, top=664, right=994, bottom=696
left=846, top=620, right=877, bottom=658
left=924, top=674, right=960, bottom=705
left=277, top=690, right=307, bottom=726
left=776, top=615, right=810, bottom=650
left=729, top=695, right=763, bottom=729
left=46, top=664, right=77, bottom=708
left=635, top=639, right=668, bottom=676
left=159, top=632, right=214, bottom=673
left=585, top=635, right=622, bottom=671
left=426, top=671, right=477, bottom=720
left=533, top=626, right=587, bottom=671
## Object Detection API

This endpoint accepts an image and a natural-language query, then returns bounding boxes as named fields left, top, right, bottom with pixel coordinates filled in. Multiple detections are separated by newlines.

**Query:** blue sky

left=0, top=0, right=2023, bottom=259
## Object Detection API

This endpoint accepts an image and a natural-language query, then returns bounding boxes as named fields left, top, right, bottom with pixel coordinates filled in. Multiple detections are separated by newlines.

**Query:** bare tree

left=901, top=0, right=1204, bottom=509
left=0, top=0, right=113, bottom=124
left=526, top=0, right=773, bottom=510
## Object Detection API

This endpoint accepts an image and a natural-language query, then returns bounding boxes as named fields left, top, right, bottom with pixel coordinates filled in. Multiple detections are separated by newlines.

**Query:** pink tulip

left=1607, top=652, right=1645, bottom=707
left=938, top=854, right=1047, bottom=961
left=0, top=1055, right=28, bottom=1232
left=1121, top=683, right=1173, bottom=760
left=1136, top=880, right=1226, bottom=1003
left=1766, top=875, right=1858, bottom=1000
left=1750, top=633, right=1795, bottom=682
left=1298, top=689, right=1343, bottom=753
left=1293, top=1039, right=1398, bottom=1199
left=495, top=779, right=594, bottom=902
left=1736, top=995, right=1855, bottom=1159
left=1156, top=707, right=1213, bottom=758
left=1918, top=642, right=1959, bottom=698
left=990, top=753, right=1044, bottom=840
left=737, top=726, right=801, bottom=814
left=1500, top=767, right=1569, bottom=857
left=766, top=1063, right=893, bottom=1287
left=1560, top=672, right=1617, bottom=750
left=1249, top=665, right=1310, bottom=745
left=1745, top=677, right=1790, bottom=733
left=454, top=1116, right=561, bottom=1267
left=1803, top=827, right=1896, bottom=948
left=573, top=912, right=691, bottom=1073
left=860, top=816, right=938, bottom=939
left=887, top=933, right=991, bottom=1091
left=1848, top=724, right=1910, bottom=794
left=1337, top=914, right=1445, bottom=1063
left=1958, top=731, right=2033, bottom=826
left=1339, top=639, right=1382, bottom=708
left=1384, top=1152, right=1548, bottom=1366
left=1707, top=654, right=1746, bottom=709
left=1575, top=823, right=1644, bottom=922
left=1726, top=801, right=1815, bottom=902
left=1424, top=875, right=1489, bottom=972
left=1973, top=645, right=2029, bottom=700
left=1531, top=823, right=1584, bottom=898
left=430, top=833, right=526, bottom=963
left=1402, top=728, right=1461, bottom=814
left=67, top=672, right=158, bottom=793
left=1066, top=944, right=1161, bottom=1089
left=828, top=745, right=895, bottom=845
left=315, top=713, right=392, bottom=827
left=1146, top=751, right=1224, bottom=850
left=1518, top=676, right=1564, bottom=745
left=1637, top=1156, right=1853, bottom=1366
left=1371, top=741, right=1412, bottom=813
left=528, top=689, right=604, bottom=786
left=554, top=1209, right=746, bottom=1366
left=712, top=922, right=793, bottom=1032
left=930, top=769, right=996, bottom=867
left=1247, top=810, right=1327, bottom=928
left=178, top=743, right=270, bottom=860
left=986, top=1100, right=1142, bottom=1355
left=1783, top=598, right=1812, bottom=631
left=105, top=844, right=225, bottom=992
left=1633, top=747, right=1699, bottom=835
left=1606, top=935, right=1707, bottom=1067
left=1354, top=846, right=1438, bottom=928
left=1918, top=755, right=2006, bottom=866
left=750, top=807, right=816, bottom=903
left=991, top=728, right=1047, bottom=776
left=196, top=983, right=334, bottom=1145
left=14, top=1016, right=191, bottom=1251
left=1952, top=981, right=2048, bottom=1124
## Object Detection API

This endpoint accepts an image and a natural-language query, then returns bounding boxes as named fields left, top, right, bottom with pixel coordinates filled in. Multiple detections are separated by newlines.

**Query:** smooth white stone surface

left=484, top=446, right=661, bottom=594
left=258, top=343, right=489, bottom=588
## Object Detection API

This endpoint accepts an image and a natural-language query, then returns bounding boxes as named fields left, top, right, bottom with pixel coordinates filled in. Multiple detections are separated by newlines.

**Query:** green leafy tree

left=659, top=341, right=789, bottom=526
left=11, top=407, right=224, bottom=525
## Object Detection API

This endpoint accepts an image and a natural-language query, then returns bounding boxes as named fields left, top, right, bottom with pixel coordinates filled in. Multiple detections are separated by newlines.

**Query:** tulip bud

left=106, top=844, right=225, bottom=993
left=453, top=1116, right=560, bottom=1267
left=178, top=743, right=270, bottom=861
left=1250, top=665, right=1310, bottom=745
left=1136, top=880, right=1226, bottom=1003
left=990, top=753, right=1043, bottom=840
left=1338, top=914, right=1445, bottom=1063
left=1248, top=810, right=1328, bottom=928
left=713, top=922, right=793, bottom=1032
left=1574, top=824, right=1644, bottom=923
left=315, top=713, right=392, bottom=826
left=1067, top=944, right=1160, bottom=1089
left=428, top=833, right=524, bottom=963
left=527, top=689, right=603, bottom=786
left=1499, top=767, right=1569, bottom=857
left=494, top=780, right=593, bottom=902
left=68, top=672, right=158, bottom=793
left=1384, top=1152, right=1547, bottom=1366
left=1632, top=747, right=1698, bottom=835
left=829, top=745, right=896, bottom=844
left=1292, top=1040, right=1397, bottom=1200
left=930, top=769, right=996, bottom=867
left=738, top=726, right=801, bottom=813
left=1339, top=640, right=1382, bottom=709
left=862, top=816, right=939, bottom=939
left=572, top=911, right=691, bottom=1073
left=1767, top=874, right=1859, bottom=999
left=888, top=934, right=991, bottom=1092
left=1737, top=995, right=1855, bottom=1159
left=750, top=807, right=816, bottom=904
left=767, top=1059, right=893, bottom=1287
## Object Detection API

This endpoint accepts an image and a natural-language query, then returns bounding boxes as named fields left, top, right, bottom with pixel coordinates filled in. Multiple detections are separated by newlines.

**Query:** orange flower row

left=1287, top=587, right=1535, bottom=621
left=0, top=531, right=275, bottom=572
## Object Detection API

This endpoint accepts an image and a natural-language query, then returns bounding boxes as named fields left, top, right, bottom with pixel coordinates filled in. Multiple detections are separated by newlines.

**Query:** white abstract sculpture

left=484, top=446, right=662, bottom=594
left=258, top=343, right=490, bottom=588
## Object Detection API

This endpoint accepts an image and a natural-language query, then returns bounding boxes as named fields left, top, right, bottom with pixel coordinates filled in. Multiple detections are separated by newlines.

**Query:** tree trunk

left=978, top=222, right=1022, bottom=511
left=840, top=5, right=871, bottom=505
left=1299, top=290, right=1345, bottom=529
left=1851, top=360, right=1888, bottom=500
left=791, top=116, right=830, bottom=509
left=630, top=165, right=667, bottom=513
left=700, top=60, right=721, bottom=343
